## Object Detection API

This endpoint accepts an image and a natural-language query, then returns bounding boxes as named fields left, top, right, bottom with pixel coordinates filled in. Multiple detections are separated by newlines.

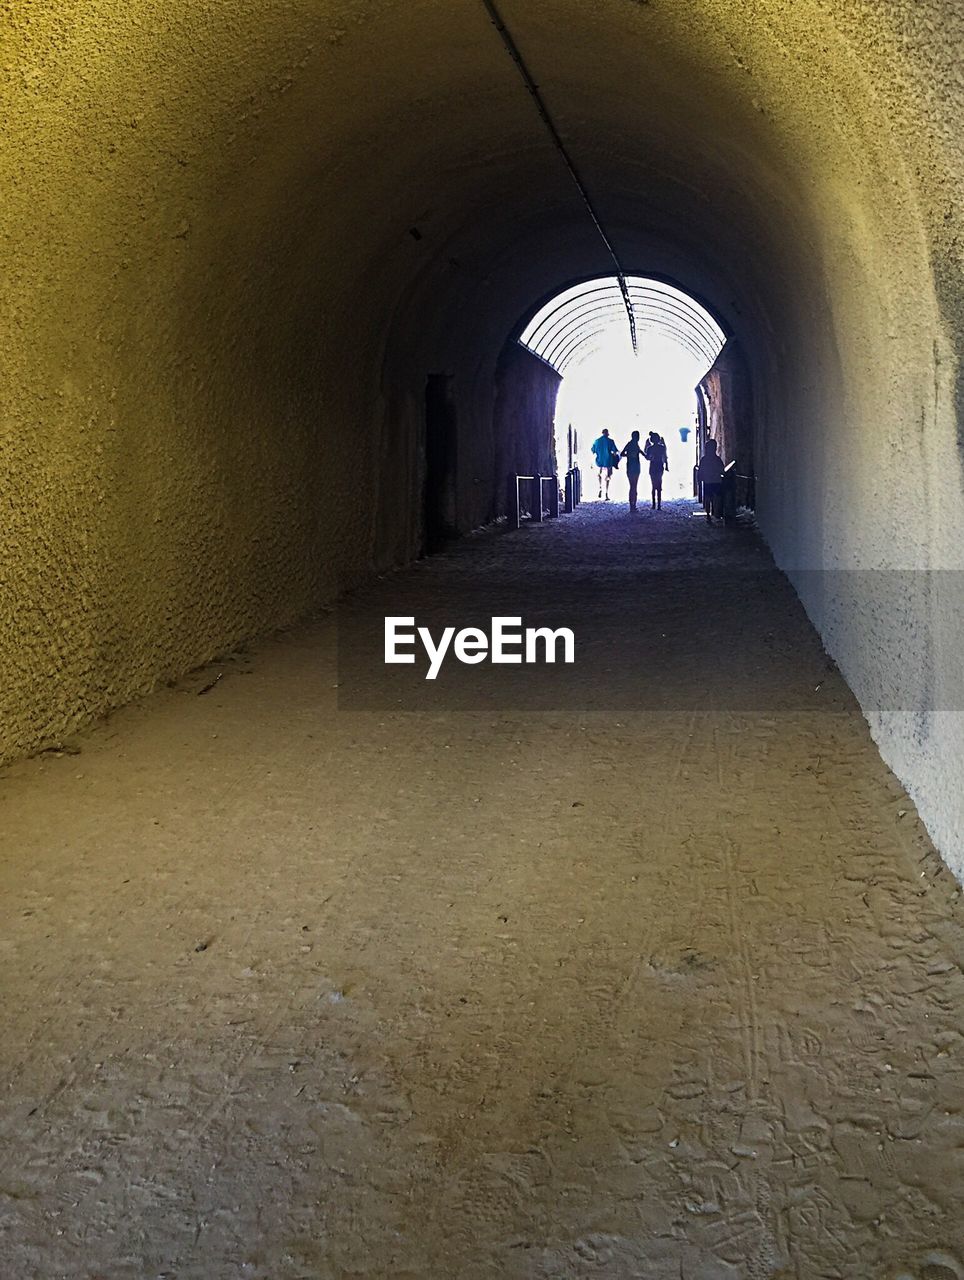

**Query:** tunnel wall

left=492, top=345, right=562, bottom=517
left=1, top=2, right=392, bottom=758
left=698, top=340, right=753, bottom=497
left=2, top=1, right=963, bottom=876
left=740, top=3, right=964, bottom=878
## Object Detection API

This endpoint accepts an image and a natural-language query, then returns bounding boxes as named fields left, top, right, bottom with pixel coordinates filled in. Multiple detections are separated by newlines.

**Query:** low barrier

left=511, top=473, right=562, bottom=530
left=564, top=466, right=582, bottom=512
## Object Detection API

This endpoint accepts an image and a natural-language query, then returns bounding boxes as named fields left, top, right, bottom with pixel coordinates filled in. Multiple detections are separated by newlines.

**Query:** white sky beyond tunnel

left=519, top=277, right=727, bottom=498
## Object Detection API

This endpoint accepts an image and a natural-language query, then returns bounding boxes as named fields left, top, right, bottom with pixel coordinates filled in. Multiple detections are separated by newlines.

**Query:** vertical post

left=564, top=470, right=573, bottom=513
left=534, top=474, right=543, bottom=522
left=550, top=474, right=560, bottom=518
left=513, top=475, right=521, bottom=530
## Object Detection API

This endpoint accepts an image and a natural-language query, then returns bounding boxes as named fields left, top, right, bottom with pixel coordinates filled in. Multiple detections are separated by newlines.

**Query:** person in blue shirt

left=590, top=429, right=619, bottom=500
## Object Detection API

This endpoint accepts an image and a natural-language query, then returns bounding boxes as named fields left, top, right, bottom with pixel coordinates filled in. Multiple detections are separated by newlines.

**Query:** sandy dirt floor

left=1, top=499, right=963, bottom=1279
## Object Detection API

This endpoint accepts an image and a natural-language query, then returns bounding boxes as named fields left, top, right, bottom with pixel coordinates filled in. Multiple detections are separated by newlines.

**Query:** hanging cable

left=480, top=0, right=637, bottom=354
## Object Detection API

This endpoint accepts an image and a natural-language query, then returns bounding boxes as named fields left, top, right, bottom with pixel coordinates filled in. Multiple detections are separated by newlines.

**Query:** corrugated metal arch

left=519, top=276, right=726, bottom=374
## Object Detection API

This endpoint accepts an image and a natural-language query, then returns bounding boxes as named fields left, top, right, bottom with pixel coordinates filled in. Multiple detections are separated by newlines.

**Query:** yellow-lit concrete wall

left=2, top=2, right=962, bottom=870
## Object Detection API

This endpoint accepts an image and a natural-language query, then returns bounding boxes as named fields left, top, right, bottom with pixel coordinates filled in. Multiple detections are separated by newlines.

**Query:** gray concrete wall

left=1, top=1, right=962, bottom=874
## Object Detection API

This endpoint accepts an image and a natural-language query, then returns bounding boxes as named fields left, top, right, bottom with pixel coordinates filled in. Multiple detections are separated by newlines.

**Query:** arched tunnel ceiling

left=518, top=277, right=727, bottom=374
left=6, top=0, right=953, bottom=435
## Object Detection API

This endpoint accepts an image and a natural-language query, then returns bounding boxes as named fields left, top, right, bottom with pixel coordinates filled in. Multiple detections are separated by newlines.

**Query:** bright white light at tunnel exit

left=555, top=331, right=706, bottom=500
left=518, top=275, right=725, bottom=502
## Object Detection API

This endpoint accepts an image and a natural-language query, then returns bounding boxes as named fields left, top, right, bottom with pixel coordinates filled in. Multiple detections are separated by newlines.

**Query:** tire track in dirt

left=1, top=501, right=963, bottom=1278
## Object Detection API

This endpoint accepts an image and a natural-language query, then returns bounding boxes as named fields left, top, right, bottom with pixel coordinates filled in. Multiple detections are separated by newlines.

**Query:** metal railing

left=694, top=467, right=756, bottom=519
left=509, top=467, right=582, bottom=529
left=511, top=473, right=563, bottom=530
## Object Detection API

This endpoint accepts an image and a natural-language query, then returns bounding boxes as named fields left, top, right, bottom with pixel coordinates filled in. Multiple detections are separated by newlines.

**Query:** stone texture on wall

left=2, top=0, right=963, bottom=874
left=698, top=339, right=753, bottom=502
left=699, top=343, right=746, bottom=471
left=493, top=345, right=562, bottom=518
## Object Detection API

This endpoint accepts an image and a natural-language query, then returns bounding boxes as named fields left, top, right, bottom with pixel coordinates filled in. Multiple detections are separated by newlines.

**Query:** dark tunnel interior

left=3, top=3, right=964, bottom=878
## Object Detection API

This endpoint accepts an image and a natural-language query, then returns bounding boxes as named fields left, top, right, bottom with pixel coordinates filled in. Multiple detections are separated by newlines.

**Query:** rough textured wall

left=2, top=1, right=963, bottom=874
left=493, top=345, right=562, bottom=516
left=1, top=1, right=386, bottom=757
left=698, top=340, right=752, bottom=487
left=762, top=0, right=964, bottom=881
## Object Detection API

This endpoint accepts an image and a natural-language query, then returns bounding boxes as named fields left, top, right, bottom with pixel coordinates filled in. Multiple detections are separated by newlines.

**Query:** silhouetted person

left=644, top=431, right=668, bottom=510
left=621, top=430, right=644, bottom=512
left=591, top=429, right=619, bottom=500
left=697, top=438, right=726, bottom=521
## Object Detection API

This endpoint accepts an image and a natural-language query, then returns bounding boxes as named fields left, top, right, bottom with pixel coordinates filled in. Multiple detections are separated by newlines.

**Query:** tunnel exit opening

left=517, top=276, right=730, bottom=507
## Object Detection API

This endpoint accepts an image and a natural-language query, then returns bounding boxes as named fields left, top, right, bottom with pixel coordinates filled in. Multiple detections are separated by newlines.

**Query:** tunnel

left=5, top=0, right=963, bottom=863
left=1, top=0, right=962, bottom=1274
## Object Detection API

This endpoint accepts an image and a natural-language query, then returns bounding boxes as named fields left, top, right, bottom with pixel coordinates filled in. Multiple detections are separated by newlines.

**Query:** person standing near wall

left=644, top=431, right=668, bottom=510
left=621, top=430, right=645, bottom=512
left=697, top=437, right=726, bottom=522
left=591, top=429, right=620, bottom=500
